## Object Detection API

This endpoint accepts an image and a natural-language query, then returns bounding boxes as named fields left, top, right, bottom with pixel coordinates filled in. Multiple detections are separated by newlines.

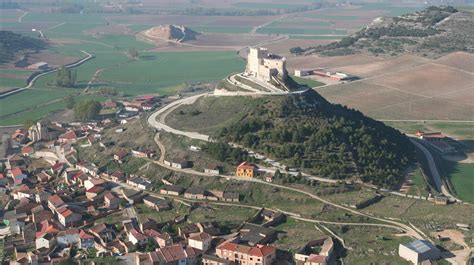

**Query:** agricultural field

left=440, top=160, right=474, bottom=203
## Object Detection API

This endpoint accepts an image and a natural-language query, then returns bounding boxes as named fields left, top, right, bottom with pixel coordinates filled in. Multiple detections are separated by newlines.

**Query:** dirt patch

left=434, top=52, right=474, bottom=73
left=287, top=54, right=383, bottom=73
left=84, top=24, right=132, bottom=36
left=27, top=51, right=79, bottom=68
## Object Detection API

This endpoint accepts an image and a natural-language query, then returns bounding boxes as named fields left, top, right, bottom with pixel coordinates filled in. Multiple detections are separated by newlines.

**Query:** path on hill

left=145, top=94, right=430, bottom=241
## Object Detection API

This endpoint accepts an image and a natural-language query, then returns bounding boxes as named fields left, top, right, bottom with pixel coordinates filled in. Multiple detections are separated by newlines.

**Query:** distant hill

left=139, top=24, right=200, bottom=43
left=168, top=90, right=415, bottom=188
left=0, top=30, right=46, bottom=64
left=300, top=6, right=474, bottom=58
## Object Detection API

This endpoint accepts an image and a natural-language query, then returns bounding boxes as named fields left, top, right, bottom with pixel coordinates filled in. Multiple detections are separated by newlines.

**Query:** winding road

left=145, top=93, right=430, bottom=241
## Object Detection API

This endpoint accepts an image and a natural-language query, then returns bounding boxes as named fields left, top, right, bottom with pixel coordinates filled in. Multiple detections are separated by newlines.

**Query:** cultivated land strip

left=146, top=94, right=426, bottom=240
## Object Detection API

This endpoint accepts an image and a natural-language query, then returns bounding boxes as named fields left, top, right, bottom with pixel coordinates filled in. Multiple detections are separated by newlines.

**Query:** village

left=0, top=82, right=471, bottom=264
left=0, top=95, right=343, bottom=264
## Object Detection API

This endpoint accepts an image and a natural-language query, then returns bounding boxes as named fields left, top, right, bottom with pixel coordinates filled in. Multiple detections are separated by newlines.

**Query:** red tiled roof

left=237, top=161, right=257, bottom=170
left=60, top=130, right=77, bottom=140
left=188, top=232, right=211, bottom=242
left=48, top=195, right=64, bottom=207
left=86, top=186, right=103, bottom=194
left=51, top=162, right=64, bottom=171
left=308, top=254, right=327, bottom=262
left=158, top=244, right=187, bottom=262
left=143, top=229, right=161, bottom=238
left=80, top=229, right=94, bottom=239
left=217, top=242, right=238, bottom=252
left=21, top=146, right=33, bottom=154
left=114, top=149, right=128, bottom=159
left=11, top=168, right=24, bottom=177
left=248, top=245, right=275, bottom=257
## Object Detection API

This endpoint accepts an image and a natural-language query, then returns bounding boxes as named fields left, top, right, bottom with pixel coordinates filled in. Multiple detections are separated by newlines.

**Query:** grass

left=99, top=51, right=245, bottom=96
left=257, top=27, right=347, bottom=35
left=330, top=225, right=411, bottom=264
left=291, top=75, right=325, bottom=88
left=440, top=159, right=474, bottom=203
left=232, top=2, right=308, bottom=9
left=384, top=121, right=474, bottom=140
left=189, top=26, right=252, bottom=34
left=289, top=35, right=344, bottom=40
left=406, top=167, right=429, bottom=197
left=273, top=218, right=327, bottom=253
left=458, top=6, right=474, bottom=13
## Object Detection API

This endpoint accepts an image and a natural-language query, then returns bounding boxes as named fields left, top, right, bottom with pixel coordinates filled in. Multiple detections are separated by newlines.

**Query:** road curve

left=146, top=95, right=425, bottom=240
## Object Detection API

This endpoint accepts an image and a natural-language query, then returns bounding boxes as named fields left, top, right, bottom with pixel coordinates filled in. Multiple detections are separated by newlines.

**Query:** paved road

left=0, top=50, right=93, bottom=99
left=409, top=138, right=463, bottom=202
left=145, top=96, right=427, bottom=240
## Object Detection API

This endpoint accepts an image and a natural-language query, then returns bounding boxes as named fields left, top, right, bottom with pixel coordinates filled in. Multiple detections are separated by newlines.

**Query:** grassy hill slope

left=167, top=90, right=415, bottom=188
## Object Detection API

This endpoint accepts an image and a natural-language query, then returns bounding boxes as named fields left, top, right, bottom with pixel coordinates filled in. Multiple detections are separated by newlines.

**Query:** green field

left=440, top=160, right=474, bottom=203
left=406, top=167, right=429, bottom=197
left=189, top=25, right=252, bottom=33
left=100, top=51, right=245, bottom=95
left=289, top=35, right=344, bottom=40
left=384, top=121, right=474, bottom=140
left=232, top=2, right=307, bottom=9
left=257, top=27, right=347, bottom=35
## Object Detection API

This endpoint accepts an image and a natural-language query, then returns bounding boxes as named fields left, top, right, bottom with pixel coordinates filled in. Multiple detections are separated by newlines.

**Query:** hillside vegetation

left=169, top=90, right=415, bottom=188
left=299, top=6, right=473, bottom=58
left=0, top=30, right=46, bottom=64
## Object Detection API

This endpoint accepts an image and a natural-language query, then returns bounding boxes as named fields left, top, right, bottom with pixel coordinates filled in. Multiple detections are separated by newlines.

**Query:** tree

left=63, top=95, right=75, bottom=109
left=290, top=46, right=304, bottom=55
left=55, top=67, right=77, bottom=87
left=128, top=47, right=139, bottom=59
left=74, top=100, right=102, bottom=120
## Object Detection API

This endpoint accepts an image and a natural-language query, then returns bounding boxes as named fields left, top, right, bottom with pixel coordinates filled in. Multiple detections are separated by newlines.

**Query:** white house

left=57, top=229, right=80, bottom=246
left=36, top=233, right=56, bottom=250
left=188, top=232, right=211, bottom=252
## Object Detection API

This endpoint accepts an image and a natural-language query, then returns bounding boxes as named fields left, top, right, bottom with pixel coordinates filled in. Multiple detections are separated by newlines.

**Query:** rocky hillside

left=140, top=24, right=199, bottom=42
left=301, top=6, right=473, bottom=58
left=169, top=90, right=415, bottom=188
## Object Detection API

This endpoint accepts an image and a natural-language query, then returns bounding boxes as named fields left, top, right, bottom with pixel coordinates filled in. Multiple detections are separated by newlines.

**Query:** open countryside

left=0, top=0, right=473, bottom=264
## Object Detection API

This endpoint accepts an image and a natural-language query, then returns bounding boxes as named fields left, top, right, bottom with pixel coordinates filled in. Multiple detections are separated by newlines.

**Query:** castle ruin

left=245, top=47, right=287, bottom=82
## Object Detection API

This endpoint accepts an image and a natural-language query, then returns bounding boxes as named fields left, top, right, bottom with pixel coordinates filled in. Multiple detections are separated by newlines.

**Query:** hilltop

left=166, top=89, right=415, bottom=188
left=139, top=24, right=200, bottom=43
left=301, top=6, right=474, bottom=58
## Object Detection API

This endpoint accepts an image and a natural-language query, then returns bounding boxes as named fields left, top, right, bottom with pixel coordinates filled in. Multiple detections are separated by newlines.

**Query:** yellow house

left=236, top=161, right=257, bottom=178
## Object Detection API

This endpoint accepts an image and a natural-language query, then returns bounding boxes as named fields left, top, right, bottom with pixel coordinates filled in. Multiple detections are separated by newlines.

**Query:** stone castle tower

left=245, top=47, right=287, bottom=82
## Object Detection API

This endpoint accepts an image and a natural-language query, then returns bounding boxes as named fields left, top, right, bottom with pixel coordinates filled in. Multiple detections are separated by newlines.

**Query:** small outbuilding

left=399, top=240, right=440, bottom=264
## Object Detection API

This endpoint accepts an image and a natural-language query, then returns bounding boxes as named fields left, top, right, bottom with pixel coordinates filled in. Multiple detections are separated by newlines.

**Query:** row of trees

left=56, top=67, right=77, bottom=87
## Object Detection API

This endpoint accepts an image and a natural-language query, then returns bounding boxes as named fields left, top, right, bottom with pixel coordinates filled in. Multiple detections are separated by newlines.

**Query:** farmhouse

left=399, top=240, right=440, bottom=264
left=295, top=237, right=334, bottom=264
left=27, top=62, right=49, bottom=70
left=236, top=161, right=257, bottom=178
left=245, top=47, right=287, bottom=82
